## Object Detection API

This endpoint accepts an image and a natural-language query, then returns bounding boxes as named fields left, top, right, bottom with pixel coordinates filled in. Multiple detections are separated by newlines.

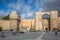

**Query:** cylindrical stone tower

left=10, top=11, right=20, bottom=32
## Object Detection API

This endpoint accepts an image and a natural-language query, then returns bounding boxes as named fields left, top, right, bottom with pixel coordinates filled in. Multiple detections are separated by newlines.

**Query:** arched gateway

left=35, top=11, right=58, bottom=31
left=42, top=14, right=50, bottom=31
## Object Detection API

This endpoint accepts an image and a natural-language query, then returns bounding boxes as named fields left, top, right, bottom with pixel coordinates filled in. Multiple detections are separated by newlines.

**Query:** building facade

left=0, top=10, right=60, bottom=31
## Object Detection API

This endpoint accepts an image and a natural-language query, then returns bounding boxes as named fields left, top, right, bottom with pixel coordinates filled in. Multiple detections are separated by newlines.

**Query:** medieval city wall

left=0, top=10, right=60, bottom=31
left=58, top=17, right=60, bottom=30
left=0, top=20, right=10, bottom=30
left=20, top=19, right=35, bottom=30
left=50, top=11, right=58, bottom=31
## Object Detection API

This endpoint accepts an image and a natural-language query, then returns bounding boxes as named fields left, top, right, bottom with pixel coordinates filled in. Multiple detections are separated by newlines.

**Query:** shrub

left=29, top=29, right=40, bottom=32
left=20, top=31, right=25, bottom=34
left=0, top=27, right=2, bottom=32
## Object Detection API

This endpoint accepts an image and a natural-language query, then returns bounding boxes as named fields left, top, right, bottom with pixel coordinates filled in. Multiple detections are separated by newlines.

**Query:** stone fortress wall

left=0, top=10, right=60, bottom=31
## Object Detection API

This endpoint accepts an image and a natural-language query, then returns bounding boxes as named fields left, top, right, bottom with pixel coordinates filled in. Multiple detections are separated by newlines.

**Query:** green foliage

left=1, top=15, right=10, bottom=20
left=0, top=27, right=2, bottom=32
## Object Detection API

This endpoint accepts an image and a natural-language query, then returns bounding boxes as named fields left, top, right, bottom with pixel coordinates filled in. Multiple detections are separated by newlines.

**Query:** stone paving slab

left=0, top=32, right=42, bottom=40
left=42, top=32, right=60, bottom=40
left=35, top=32, right=45, bottom=40
left=0, top=32, right=60, bottom=40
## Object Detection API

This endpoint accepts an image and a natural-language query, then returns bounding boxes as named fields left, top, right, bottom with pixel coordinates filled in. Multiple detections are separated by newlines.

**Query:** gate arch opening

left=42, top=14, right=50, bottom=31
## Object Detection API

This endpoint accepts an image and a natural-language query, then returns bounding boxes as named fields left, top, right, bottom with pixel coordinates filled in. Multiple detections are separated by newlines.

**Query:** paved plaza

left=0, top=32, right=60, bottom=40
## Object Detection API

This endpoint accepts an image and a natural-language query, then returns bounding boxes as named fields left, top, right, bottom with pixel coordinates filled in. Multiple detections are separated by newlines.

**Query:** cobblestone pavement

left=0, top=32, right=60, bottom=40
left=41, top=32, right=60, bottom=40
left=0, top=32, right=42, bottom=40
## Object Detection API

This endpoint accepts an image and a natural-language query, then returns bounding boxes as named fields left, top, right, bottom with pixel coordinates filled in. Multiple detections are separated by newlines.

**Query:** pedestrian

left=27, top=27, right=29, bottom=32
left=55, top=28, right=58, bottom=36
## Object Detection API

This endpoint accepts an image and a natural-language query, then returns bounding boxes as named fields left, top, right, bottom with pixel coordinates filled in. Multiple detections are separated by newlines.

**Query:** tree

left=1, top=15, right=10, bottom=20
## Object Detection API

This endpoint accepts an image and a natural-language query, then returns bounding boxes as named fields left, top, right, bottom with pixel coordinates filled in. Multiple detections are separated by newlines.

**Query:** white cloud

left=6, top=0, right=35, bottom=19
left=7, top=0, right=24, bottom=11
left=34, top=0, right=57, bottom=11
left=22, top=6, right=31, bottom=13
left=21, top=12, right=34, bottom=19
left=35, top=0, right=41, bottom=11
left=27, top=0, right=35, bottom=5
left=7, top=3, right=22, bottom=11
left=27, top=13, right=32, bottom=16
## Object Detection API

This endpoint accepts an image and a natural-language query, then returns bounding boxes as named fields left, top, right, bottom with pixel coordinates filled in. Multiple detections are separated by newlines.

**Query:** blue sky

left=0, top=0, right=60, bottom=19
